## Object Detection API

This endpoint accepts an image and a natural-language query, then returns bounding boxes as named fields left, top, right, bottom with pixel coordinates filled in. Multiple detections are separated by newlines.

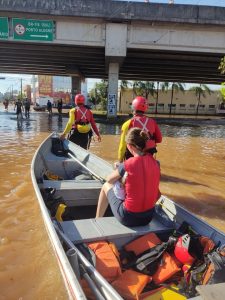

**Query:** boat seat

left=40, top=179, right=102, bottom=206
left=60, top=216, right=174, bottom=247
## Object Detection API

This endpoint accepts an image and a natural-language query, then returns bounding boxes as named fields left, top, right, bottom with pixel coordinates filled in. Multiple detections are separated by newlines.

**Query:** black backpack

left=51, top=137, right=68, bottom=157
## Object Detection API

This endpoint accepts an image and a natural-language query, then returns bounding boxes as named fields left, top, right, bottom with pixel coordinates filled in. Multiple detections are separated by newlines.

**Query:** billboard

left=38, top=75, right=53, bottom=97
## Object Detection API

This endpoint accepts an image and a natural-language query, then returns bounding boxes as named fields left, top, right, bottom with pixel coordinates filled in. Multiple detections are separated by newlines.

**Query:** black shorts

left=69, top=129, right=90, bottom=149
left=107, top=188, right=155, bottom=227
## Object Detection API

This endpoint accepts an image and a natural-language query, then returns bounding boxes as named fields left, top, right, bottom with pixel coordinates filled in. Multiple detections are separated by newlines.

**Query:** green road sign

left=12, top=18, right=54, bottom=41
left=0, top=17, right=9, bottom=39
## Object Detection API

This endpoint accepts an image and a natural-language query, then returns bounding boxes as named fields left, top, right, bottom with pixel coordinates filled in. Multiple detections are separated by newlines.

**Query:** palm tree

left=161, top=82, right=185, bottom=114
left=132, top=81, right=157, bottom=113
left=132, top=81, right=156, bottom=99
left=189, top=84, right=212, bottom=115
left=155, top=82, right=160, bottom=114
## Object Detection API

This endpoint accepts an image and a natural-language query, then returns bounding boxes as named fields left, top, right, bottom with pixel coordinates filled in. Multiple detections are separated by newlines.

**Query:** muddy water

left=0, top=107, right=225, bottom=299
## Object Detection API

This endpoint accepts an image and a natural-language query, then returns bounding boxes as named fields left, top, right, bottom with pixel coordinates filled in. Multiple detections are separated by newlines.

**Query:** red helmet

left=132, top=96, right=148, bottom=112
left=174, top=234, right=195, bottom=265
left=74, top=94, right=85, bottom=105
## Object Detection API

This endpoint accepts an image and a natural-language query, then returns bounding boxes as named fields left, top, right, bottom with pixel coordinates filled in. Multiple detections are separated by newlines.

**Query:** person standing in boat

left=60, top=93, right=101, bottom=149
left=117, top=96, right=162, bottom=162
left=96, top=127, right=161, bottom=227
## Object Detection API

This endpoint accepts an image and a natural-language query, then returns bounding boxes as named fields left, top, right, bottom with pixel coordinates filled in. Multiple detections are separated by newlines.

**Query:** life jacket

left=112, top=269, right=150, bottom=300
left=124, top=155, right=160, bottom=212
left=120, top=233, right=181, bottom=284
left=129, top=116, right=157, bottom=150
left=86, top=241, right=122, bottom=282
left=74, top=107, right=91, bottom=133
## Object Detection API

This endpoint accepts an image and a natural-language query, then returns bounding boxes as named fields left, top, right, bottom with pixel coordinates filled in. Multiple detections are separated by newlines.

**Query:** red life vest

left=74, top=107, right=90, bottom=124
left=73, top=106, right=91, bottom=133
left=129, top=115, right=161, bottom=150
left=123, top=155, right=160, bottom=213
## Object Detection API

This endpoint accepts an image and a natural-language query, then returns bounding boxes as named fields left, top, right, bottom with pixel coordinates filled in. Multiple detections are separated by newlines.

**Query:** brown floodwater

left=0, top=107, right=225, bottom=299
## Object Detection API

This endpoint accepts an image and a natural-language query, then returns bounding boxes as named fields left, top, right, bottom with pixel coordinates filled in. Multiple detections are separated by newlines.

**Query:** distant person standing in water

left=3, top=99, right=9, bottom=111
left=57, top=99, right=63, bottom=115
left=60, top=93, right=101, bottom=149
left=47, top=100, right=52, bottom=115
left=24, top=98, right=30, bottom=118
left=14, top=99, right=24, bottom=119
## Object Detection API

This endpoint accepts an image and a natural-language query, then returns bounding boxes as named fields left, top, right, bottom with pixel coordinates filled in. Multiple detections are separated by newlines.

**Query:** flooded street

left=0, top=107, right=225, bottom=299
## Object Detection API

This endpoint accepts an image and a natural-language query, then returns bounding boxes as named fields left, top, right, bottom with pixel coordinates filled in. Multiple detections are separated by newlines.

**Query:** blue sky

left=0, top=74, right=32, bottom=94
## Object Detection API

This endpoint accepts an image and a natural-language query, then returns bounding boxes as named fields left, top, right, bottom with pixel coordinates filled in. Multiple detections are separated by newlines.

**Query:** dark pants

left=69, top=129, right=92, bottom=150
left=107, top=188, right=155, bottom=227
left=25, top=108, right=30, bottom=118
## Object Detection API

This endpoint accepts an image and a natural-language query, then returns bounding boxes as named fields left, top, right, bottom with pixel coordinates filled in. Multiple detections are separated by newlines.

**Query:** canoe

left=31, top=134, right=225, bottom=300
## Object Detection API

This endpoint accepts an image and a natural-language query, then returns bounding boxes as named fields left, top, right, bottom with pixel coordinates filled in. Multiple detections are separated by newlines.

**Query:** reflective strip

left=134, top=117, right=149, bottom=131
left=76, top=107, right=88, bottom=121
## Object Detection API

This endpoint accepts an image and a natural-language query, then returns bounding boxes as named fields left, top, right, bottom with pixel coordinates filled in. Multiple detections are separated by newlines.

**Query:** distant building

left=119, top=88, right=220, bottom=115
left=32, top=75, right=72, bottom=105
left=24, top=85, right=32, bottom=100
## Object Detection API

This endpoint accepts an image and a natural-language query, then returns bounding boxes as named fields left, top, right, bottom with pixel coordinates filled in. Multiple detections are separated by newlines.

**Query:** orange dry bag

left=112, top=269, right=150, bottom=300
left=87, top=241, right=122, bottom=282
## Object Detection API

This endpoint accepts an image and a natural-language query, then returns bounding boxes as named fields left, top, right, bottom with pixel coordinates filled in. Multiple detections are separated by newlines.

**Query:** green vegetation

left=189, top=84, right=212, bottom=115
left=89, top=80, right=108, bottom=110
left=161, top=82, right=185, bottom=115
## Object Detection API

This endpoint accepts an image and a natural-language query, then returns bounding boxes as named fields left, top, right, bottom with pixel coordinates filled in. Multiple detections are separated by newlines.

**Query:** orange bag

left=124, top=233, right=161, bottom=255
left=152, top=252, right=181, bottom=284
left=87, top=241, right=122, bottom=282
left=112, top=269, right=150, bottom=300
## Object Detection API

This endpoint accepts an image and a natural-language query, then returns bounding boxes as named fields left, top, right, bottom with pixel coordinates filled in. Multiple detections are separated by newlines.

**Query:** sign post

left=0, top=17, right=9, bottom=39
left=12, top=18, right=54, bottom=41
left=107, top=94, right=116, bottom=117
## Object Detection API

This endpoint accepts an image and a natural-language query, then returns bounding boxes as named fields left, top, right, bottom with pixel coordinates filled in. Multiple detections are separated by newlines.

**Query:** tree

left=155, top=82, right=160, bottom=114
left=218, top=57, right=225, bottom=74
left=132, top=81, right=156, bottom=100
left=161, top=82, right=185, bottom=114
left=89, top=80, right=108, bottom=110
left=189, top=84, right=212, bottom=115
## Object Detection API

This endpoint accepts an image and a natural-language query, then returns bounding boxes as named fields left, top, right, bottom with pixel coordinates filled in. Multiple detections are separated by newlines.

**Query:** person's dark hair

left=125, top=127, right=149, bottom=152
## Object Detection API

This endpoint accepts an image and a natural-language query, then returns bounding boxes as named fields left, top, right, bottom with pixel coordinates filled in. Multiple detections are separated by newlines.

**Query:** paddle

left=66, top=148, right=106, bottom=184
left=53, top=222, right=123, bottom=300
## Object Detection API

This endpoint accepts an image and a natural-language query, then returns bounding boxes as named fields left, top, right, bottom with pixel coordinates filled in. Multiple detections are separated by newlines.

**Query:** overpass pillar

left=105, top=23, right=127, bottom=117
left=71, top=76, right=81, bottom=103
left=107, top=62, right=119, bottom=118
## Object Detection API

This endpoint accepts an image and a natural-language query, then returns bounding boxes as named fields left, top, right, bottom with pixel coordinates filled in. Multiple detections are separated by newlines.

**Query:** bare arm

left=106, top=169, right=121, bottom=184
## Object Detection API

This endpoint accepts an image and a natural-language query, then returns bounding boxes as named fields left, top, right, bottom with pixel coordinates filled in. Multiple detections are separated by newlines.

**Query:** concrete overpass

left=1, top=0, right=225, bottom=115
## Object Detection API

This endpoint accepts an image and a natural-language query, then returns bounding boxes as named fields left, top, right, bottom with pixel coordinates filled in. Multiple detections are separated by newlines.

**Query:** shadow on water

left=161, top=173, right=209, bottom=188
left=168, top=193, right=225, bottom=223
